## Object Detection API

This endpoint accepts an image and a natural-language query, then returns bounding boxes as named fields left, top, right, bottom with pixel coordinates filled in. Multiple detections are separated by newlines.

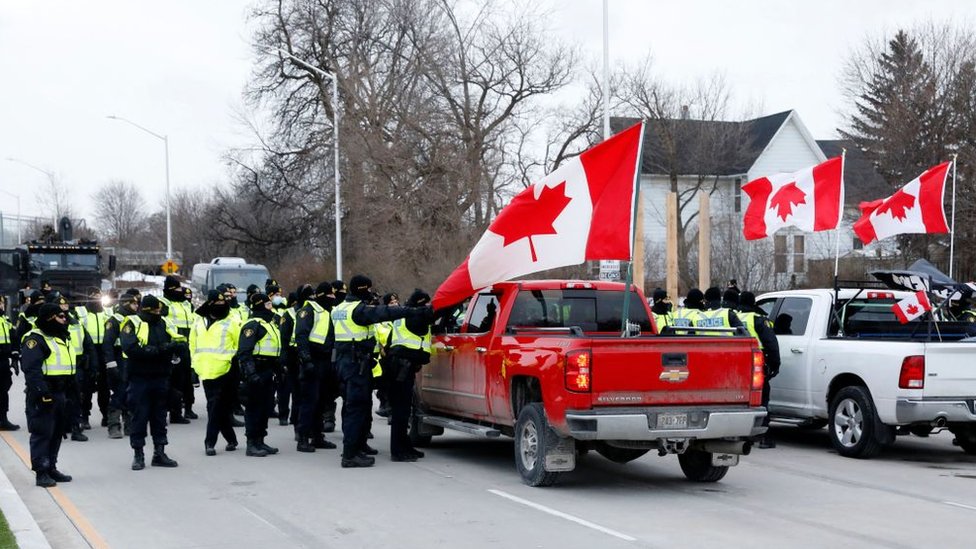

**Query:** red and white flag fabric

left=741, top=156, right=844, bottom=240
left=432, top=122, right=644, bottom=309
left=892, top=290, right=932, bottom=324
left=853, top=162, right=952, bottom=245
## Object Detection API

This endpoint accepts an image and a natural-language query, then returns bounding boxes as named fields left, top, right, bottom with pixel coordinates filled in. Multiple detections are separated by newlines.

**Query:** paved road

left=2, top=373, right=975, bottom=548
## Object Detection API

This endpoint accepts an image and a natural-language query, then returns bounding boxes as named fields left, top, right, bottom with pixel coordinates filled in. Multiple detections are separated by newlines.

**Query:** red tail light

left=899, top=355, right=925, bottom=389
left=750, top=349, right=765, bottom=406
left=565, top=350, right=592, bottom=392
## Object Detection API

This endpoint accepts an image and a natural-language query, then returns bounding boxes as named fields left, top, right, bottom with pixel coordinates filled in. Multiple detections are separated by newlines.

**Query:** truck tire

left=828, top=386, right=884, bottom=459
left=678, top=449, right=729, bottom=482
left=594, top=443, right=650, bottom=464
left=514, top=403, right=562, bottom=487
left=950, top=425, right=976, bottom=455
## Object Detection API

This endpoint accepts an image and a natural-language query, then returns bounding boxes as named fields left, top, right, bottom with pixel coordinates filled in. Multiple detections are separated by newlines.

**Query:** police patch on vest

left=123, top=324, right=133, bottom=333
left=697, top=318, right=725, bottom=328
left=25, top=338, right=37, bottom=349
left=244, top=328, right=254, bottom=338
left=299, top=311, right=308, bottom=318
left=331, top=310, right=347, bottom=320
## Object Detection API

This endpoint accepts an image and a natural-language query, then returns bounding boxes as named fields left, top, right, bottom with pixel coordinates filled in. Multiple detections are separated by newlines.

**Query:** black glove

left=766, top=365, right=780, bottom=379
left=10, top=356, right=19, bottom=376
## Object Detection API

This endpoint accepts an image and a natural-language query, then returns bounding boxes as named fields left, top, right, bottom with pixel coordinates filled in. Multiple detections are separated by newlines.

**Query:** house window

left=734, top=178, right=742, bottom=213
left=774, top=235, right=787, bottom=273
left=853, top=237, right=863, bottom=251
left=793, top=235, right=805, bottom=273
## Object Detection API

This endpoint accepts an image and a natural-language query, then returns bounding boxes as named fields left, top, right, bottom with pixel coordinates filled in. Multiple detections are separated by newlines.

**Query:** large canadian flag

left=741, top=157, right=844, bottom=240
left=853, top=162, right=952, bottom=245
left=432, top=122, right=644, bottom=309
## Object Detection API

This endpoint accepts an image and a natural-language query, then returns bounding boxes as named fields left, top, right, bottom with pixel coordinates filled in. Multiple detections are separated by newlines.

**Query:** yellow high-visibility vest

left=671, top=308, right=699, bottom=328
left=0, top=316, right=10, bottom=345
left=25, top=330, right=76, bottom=376
left=306, top=302, right=332, bottom=345
left=191, top=316, right=241, bottom=380
left=283, top=308, right=298, bottom=347
left=331, top=301, right=369, bottom=342
left=75, top=307, right=108, bottom=345
left=159, top=297, right=195, bottom=331
left=249, top=318, right=281, bottom=358
left=652, top=312, right=673, bottom=331
left=390, top=318, right=431, bottom=353
left=68, top=321, right=86, bottom=356
left=696, top=308, right=733, bottom=336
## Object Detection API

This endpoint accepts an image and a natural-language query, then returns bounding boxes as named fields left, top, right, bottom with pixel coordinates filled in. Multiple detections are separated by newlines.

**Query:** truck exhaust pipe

left=696, top=440, right=751, bottom=455
left=932, top=417, right=947, bottom=429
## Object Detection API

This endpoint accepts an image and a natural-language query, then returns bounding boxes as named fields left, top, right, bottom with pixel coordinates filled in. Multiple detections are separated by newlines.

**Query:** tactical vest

left=75, top=307, right=108, bottom=345
left=284, top=308, right=298, bottom=347
left=390, top=318, right=431, bottom=353
left=160, top=297, right=195, bottom=331
left=108, top=313, right=125, bottom=347
left=738, top=311, right=762, bottom=348
left=0, top=316, right=11, bottom=345
left=652, top=312, right=673, bottom=331
left=696, top=309, right=733, bottom=336
left=671, top=308, right=700, bottom=328
left=331, top=301, right=369, bottom=342
left=374, top=321, right=393, bottom=350
left=191, top=317, right=240, bottom=380
left=25, top=330, right=76, bottom=376
left=68, top=321, right=86, bottom=356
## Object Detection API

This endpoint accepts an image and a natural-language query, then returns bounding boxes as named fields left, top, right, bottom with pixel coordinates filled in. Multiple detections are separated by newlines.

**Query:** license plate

left=656, top=412, right=688, bottom=429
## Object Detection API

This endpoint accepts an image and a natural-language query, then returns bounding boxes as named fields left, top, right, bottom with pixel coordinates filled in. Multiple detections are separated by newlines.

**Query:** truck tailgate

left=923, top=342, right=976, bottom=397
left=587, top=336, right=757, bottom=406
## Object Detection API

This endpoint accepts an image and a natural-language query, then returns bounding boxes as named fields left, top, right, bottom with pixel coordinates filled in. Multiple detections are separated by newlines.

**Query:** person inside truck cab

left=773, top=314, right=793, bottom=335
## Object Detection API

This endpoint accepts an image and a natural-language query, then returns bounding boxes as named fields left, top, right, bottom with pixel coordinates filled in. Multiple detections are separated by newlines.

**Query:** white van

left=190, top=257, right=271, bottom=298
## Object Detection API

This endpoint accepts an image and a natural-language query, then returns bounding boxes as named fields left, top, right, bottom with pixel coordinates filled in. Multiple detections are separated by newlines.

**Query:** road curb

left=0, top=457, right=52, bottom=549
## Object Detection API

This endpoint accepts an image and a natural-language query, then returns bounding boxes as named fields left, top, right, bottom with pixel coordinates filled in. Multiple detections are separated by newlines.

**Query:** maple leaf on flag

left=488, top=182, right=572, bottom=262
left=906, top=304, right=919, bottom=315
left=769, top=182, right=807, bottom=221
left=877, top=188, right=916, bottom=221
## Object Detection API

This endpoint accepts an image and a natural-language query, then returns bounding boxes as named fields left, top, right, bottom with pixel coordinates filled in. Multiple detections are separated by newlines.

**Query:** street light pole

left=106, top=115, right=172, bottom=261
left=273, top=48, right=343, bottom=280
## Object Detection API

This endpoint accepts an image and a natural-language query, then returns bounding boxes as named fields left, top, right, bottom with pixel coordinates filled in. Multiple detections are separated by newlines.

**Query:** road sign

left=598, top=260, right=621, bottom=281
left=161, top=259, right=180, bottom=274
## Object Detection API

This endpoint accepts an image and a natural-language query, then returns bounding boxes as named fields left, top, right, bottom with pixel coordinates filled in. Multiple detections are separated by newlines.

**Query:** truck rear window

left=507, top=289, right=651, bottom=332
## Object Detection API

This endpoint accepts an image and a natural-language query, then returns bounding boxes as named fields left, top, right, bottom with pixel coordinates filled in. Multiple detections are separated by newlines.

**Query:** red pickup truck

left=412, top=280, right=767, bottom=486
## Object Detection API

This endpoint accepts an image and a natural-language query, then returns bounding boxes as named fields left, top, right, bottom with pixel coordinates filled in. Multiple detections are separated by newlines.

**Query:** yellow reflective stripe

left=68, top=323, right=85, bottom=355
left=285, top=308, right=298, bottom=347
left=0, top=318, right=10, bottom=345
left=307, top=302, right=332, bottom=345
left=671, top=308, right=699, bottom=327
left=331, top=301, right=369, bottom=341
left=26, top=330, right=76, bottom=376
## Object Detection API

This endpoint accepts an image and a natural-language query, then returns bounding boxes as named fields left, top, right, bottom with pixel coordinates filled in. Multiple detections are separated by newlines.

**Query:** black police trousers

left=26, top=386, right=67, bottom=472
left=388, top=357, right=418, bottom=456
left=244, top=366, right=274, bottom=440
left=0, top=363, right=13, bottom=414
left=202, top=372, right=239, bottom=448
left=297, top=357, right=327, bottom=439
left=337, top=357, right=372, bottom=459
left=128, top=376, right=169, bottom=449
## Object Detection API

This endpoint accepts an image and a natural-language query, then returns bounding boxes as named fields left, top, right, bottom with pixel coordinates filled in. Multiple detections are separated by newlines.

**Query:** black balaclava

left=139, top=295, right=164, bottom=324
left=314, top=282, right=336, bottom=310
left=406, top=289, right=430, bottom=308
left=248, top=293, right=274, bottom=321
left=37, top=303, right=69, bottom=340
left=704, top=287, right=723, bottom=310
left=722, top=288, right=740, bottom=310
left=651, top=288, right=671, bottom=315
left=332, top=280, right=347, bottom=303
left=348, top=275, right=372, bottom=302
left=118, top=295, right=139, bottom=316
left=207, top=290, right=230, bottom=320
left=163, top=275, right=185, bottom=302
left=740, top=291, right=757, bottom=311
left=685, top=288, right=705, bottom=311
left=295, top=284, right=314, bottom=308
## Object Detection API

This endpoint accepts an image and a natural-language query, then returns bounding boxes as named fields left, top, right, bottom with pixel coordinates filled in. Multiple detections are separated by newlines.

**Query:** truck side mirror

left=108, top=255, right=117, bottom=272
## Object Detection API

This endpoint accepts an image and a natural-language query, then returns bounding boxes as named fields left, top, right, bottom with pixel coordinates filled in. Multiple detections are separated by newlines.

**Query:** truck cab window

left=775, top=297, right=812, bottom=336
left=466, top=294, right=500, bottom=333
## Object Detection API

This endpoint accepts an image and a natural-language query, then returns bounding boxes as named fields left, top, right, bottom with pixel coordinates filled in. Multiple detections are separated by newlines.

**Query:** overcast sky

left=1, top=0, right=974, bottom=228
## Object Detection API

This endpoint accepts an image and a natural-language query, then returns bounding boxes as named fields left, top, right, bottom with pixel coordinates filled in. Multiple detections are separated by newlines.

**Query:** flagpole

left=620, top=122, right=646, bottom=337
left=834, top=149, right=847, bottom=279
left=949, top=153, right=958, bottom=279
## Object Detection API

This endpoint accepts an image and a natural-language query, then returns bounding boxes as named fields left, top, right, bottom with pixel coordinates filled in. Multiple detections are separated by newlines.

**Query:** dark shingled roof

left=611, top=110, right=793, bottom=177
left=817, top=140, right=889, bottom=206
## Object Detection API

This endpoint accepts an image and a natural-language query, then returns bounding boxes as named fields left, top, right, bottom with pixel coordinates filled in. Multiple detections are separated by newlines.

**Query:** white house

left=612, top=110, right=891, bottom=290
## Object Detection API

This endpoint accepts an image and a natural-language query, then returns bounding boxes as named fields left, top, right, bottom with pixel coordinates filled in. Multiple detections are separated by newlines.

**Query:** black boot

left=0, top=415, right=20, bottom=431
left=296, top=437, right=315, bottom=453
left=132, top=448, right=145, bottom=471
left=71, top=426, right=88, bottom=442
left=151, top=445, right=178, bottom=467
left=80, top=417, right=92, bottom=430
left=246, top=439, right=268, bottom=457
left=184, top=409, right=199, bottom=420
left=363, top=443, right=378, bottom=456
left=259, top=438, right=279, bottom=455
left=312, top=436, right=337, bottom=449
left=169, top=412, right=190, bottom=425
left=323, top=411, right=336, bottom=433
left=341, top=454, right=375, bottom=468
left=35, top=471, right=56, bottom=487
left=406, top=448, right=425, bottom=459
left=49, top=469, right=72, bottom=482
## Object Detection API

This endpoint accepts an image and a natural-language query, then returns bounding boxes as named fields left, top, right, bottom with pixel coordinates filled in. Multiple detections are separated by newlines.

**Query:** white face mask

left=271, top=295, right=284, bottom=306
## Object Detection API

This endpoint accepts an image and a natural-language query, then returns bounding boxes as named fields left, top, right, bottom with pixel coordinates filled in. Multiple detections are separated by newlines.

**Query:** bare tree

left=34, top=171, right=73, bottom=222
left=91, top=180, right=146, bottom=247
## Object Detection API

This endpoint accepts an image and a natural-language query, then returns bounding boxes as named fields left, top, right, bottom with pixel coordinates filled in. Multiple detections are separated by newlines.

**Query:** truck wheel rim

left=833, top=398, right=863, bottom=448
left=520, top=422, right=539, bottom=471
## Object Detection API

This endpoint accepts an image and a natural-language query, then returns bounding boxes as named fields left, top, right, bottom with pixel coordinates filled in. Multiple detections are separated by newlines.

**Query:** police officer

left=696, top=287, right=743, bottom=333
left=59, top=295, right=92, bottom=442
left=386, top=289, right=432, bottom=462
left=14, top=290, right=45, bottom=348
left=279, top=287, right=311, bottom=435
left=21, top=303, right=75, bottom=487
left=324, top=280, right=347, bottom=433
left=192, top=291, right=241, bottom=456
left=159, top=276, right=196, bottom=424
left=649, top=288, right=673, bottom=331
left=74, top=288, right=109, bottom=430
left=738, top=291, right=781, bottom=449
left=121, top=295, right=182, bottom=470
left=266, top=280, right=290, bottom=424
left=332, top=275, right=431, bottom=468
left=0, top=298, right=20, bottom=431
left=294, top=282, right=338, bottom=452
left=103, top=294, right=139, bottom=439
left=671, top=288, right=704, bottom=330
left=237, top=293, right=281, bottom=457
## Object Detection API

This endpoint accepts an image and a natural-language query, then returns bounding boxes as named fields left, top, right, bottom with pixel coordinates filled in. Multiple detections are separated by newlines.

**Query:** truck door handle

left=442, top=345, right=455, bottom=351
left=475, top=347, right=487, bottom=353
left=791, top=348, right=804, bottom=354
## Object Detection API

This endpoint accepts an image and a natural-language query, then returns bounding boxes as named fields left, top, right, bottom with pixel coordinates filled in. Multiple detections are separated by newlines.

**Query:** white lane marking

left=943, top=501, right=976, bottom=511
left=488, top=489, right=637, bottom=542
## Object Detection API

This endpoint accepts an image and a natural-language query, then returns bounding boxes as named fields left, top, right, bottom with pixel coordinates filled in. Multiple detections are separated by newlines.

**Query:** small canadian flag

left=892, top=290, right=932, bottom=324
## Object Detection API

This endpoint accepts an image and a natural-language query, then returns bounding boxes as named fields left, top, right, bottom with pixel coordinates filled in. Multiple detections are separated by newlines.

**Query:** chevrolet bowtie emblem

left=659, top=368, right=689, bottom=383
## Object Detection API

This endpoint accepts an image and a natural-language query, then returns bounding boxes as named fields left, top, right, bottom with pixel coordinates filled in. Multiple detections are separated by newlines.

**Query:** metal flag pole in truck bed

left=619, top=122, right=646, bottom=337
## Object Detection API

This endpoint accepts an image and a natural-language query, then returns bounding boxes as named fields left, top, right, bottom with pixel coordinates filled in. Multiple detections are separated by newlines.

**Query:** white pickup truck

left=756, top=288, right=976, bottom=458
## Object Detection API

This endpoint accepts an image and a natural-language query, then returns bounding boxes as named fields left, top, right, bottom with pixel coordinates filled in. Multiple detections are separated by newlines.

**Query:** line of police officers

left=650, top=284, right=781, bottom=449
left=1, top=272, right=435, bottom=487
